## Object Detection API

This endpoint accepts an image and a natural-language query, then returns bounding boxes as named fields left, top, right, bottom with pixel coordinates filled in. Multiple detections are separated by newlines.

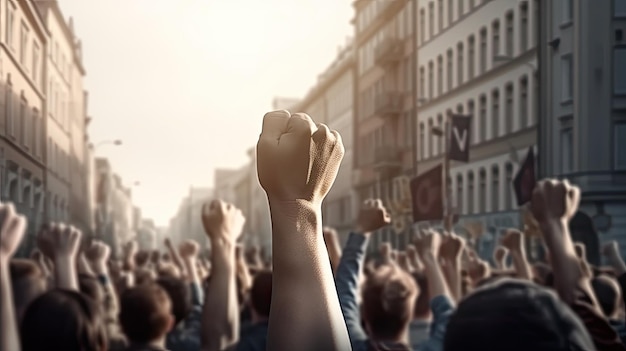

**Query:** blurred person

left=9, top=259, right=47, bottom=323
left=592, top=275, right=626, bottom=344
left=233, top=270, right=272, bottom=351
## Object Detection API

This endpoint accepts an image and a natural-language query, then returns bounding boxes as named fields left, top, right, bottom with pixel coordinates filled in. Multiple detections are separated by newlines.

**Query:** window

left=429, top=2, right=435, bottom=39
left=617, top=0, right=626, bottom=16
left=420, top=9, right=426, bottom=43
left=616, top=122, right=626, bottom=169
left=438, top=0, right=444, bottom=31
left=505, top=83, right=514, bottom=133
left=561, top=55, right=573, bottom=101
left=419, top=67, right=426, bottom=98
left=20, top=22, right=29, bottom=65
left=33, top=108, right=40, bottom=156
left=562, top=0, right=573, bottom=24
left=437, top=114, right=444, bottom=154
left=20, top=96, right=26, bottom=146
left=469, top=0, right=476, bottom=9
left=479, top=94, right=487, bottom=142
left=467, top=172, right=475, bottom=214
left=456, top=174, right=464, bottom=214
left=419, top=122, right=426, bottom=160
left=32, top=42, right=40, bottom=85
left=492, top=89, right=500, bottom=139
left=457, top=42, right=464, bottom=86
left=457, top=104, right=464, bottom=114
left=458, top=0, right=465, bottom=17
left=480, top=28, right=488, bottom=73
left=468, top=35, right=475, bottom=79
left=505, top=163, right=513, bottom=209
left=428, top=118, right=434, bottom=157
left=448, top=0, right=454, bottom=25
left=492, top=20, right=501, bottom=60
left=505, top=12, right=514, bottom=57
left=428, top=61, right=434, bottom=98
left=6, top=80, right=15, bottom=137
left=614, top=48, right=626, bottom=94
left=492, top=166, right=500, bottom=212
left=447, top=49, right=454, bottom=91
left=468, top=99, right=476, bottom=144
left=561, top=127, right=573, bottom=174
left=520, top=2, right=529, bottom=52
left=478, top=169, right=486, bottom=213
left=517, top=76, right=528, bottom=130
left=6, top=4, right=15, bottom=49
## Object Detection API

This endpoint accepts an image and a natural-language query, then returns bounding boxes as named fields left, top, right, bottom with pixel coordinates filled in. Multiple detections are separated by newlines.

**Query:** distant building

left=168, top=187, right=213, bottom=249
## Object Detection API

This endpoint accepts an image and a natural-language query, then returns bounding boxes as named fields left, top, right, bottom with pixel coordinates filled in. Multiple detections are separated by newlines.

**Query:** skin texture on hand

left=39, top=223, right=82, bottom=291
left=256, top=110, right=350, bottom=351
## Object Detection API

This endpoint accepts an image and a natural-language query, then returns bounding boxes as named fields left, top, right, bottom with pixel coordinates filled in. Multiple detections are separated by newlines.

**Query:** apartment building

left=353, top=0, right=416, bottom=251
left=415, top=0, right=539, bottom=245
left=0, top=0, right=47, bottom=254
left=538, top=0, right=626, bottom=262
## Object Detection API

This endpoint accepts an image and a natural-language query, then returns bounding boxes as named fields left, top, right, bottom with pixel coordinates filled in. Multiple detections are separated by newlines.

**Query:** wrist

left=93, top=262, right=108, bottom=275
left=269, top=200, right=322, bottom=231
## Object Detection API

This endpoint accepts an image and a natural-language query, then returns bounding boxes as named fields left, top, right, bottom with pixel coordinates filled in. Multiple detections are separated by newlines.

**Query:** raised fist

left=201, top=199, right=245, bottom=243
left=530, top=179, right=580, bottom=225
left=380, top=242, right=392, bottom=261
left=439, top=232, right=466, bottom=261
left=0, top=202, right=27, bottom=261
left=414, top=229, right=442, bottom=258
left=179, top=240, right=200, bottom=259
left=356, top=199, right=391, bottom=234
left=38, top=223, right=82, bottom=260
left=500, top=229, right=524, bottom=252
left=86, top=241, right=111, bottom=264
left=256, top=110, right=344, bottom=204
left=493, top=246, right=509, bottom=266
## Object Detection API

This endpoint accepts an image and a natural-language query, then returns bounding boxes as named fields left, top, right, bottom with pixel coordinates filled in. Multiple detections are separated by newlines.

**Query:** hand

left=124, top=240, right=138, bottom=260
left=256, top=110, right=344, bottom=204
left=0, top=202, right=27, bottom=262
left=179, top=240, right=200, bottom=259
left=530, top=179, right=580, bottom=226
left=86, top=241, right=111, bottom=266
left=379, top=242, right=392, bottom=261
left=414, top=229, right=442, bottom=259
left=201, top=200, right=245, bottom=243
left=39, top=223, right=82, bottom=260
left=602, top=241, right=620, bottom=259
left=493, top=246, right=509, bottom=263
left=356, top=199, right=391, bottom=234
left=439, top=232, right=465, bottom=262
left=500, top=229, right=524, bottom=253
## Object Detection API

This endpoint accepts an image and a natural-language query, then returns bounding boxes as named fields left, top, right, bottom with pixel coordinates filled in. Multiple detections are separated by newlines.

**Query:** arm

left=501, top=230, right=533, bottom=281
left=87, top=241, right=119, bottom=322
left=180, top=240, right=204, bottom=305
left=323, top=227, right=343, bottom=274
left=335, top=232, right=370, bottom=344
left=0, top=203, right=26, bottom=351
left=50, top=225, right=82, bottom=291
left=166, top=238, right=188, bottom=279
left=235, top=245, right=253, bottom=295
left=438, top=233, right=464, bottom=302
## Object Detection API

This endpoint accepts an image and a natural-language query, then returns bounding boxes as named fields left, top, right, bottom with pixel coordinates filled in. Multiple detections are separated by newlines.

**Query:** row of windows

left=451, top=161, right=516, bottom=215
left=419, top=74, right=535, bottom=160
left=419, top=5, right=533, bottom=99
left=47, top=137, right=70, bottom=182
left=420, top=0, right=483, bottom=44
left=48, top=76, right=71, bottom=131
left=4, top=3, right=43, bottom=89
left=356, top=1, right=413, bottom=36
left=1, top=78, right=42, bottom=157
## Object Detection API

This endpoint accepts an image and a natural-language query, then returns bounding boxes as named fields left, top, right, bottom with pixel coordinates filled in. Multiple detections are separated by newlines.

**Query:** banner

left=410, top=164, right=444, bottom=222
left=449, top=114, right=472, bottom=163
left=513, top=147, right=536, bottom=206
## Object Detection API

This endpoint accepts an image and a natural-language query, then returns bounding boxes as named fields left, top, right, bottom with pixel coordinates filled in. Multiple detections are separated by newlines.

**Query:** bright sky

left=59, top=0, right=353, bottom=226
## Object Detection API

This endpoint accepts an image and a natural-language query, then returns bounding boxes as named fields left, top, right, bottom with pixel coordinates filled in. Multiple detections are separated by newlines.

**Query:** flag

left=449, top=114, right=472, bottom=163
left=410, top=164, right=444, bottom=222
left=513, top=147, right=536, bottom=206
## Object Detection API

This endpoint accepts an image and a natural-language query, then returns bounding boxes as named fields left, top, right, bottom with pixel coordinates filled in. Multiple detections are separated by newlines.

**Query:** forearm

left=55, top=256, right=79, bottom=291
left=510, top=249, right=533, bottom=281
left=267, top=201, right=350, bottom=351
left=168, top=246, right=188, bottom=278
left=608, top=254, right=626, bottom=276
left=202, top=239, right=238, bottom=351
left=184, top=257, right=200, bottom=286
left=1, top=261, right=21, bottom=351
left=93, top=261, right=119, bottom=318
left=422, top=253, right=452, bottom=301
left=442, top=258, right=461, bottom=302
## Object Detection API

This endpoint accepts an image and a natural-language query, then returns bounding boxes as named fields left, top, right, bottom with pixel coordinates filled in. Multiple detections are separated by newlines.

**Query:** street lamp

left=93, top=139, right=123, bottom=149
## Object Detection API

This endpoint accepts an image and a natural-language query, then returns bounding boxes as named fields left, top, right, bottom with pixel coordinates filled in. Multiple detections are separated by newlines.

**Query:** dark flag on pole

left=513, top=147, right=537, bottom=206
left=410, top=164, right=444, bottom=222
left=449, top=114, right=472, bottom=163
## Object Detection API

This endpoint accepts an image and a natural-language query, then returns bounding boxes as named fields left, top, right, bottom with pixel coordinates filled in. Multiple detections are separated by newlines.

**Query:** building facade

left=538, top=0, right=626, bottom=262
left=168, top=187, right=213, bottom=249
left=353, top=0, right=416, bottom=252
left=0, top=0, right=47, bottom=255
left=415, top=0, right=540, bottom=250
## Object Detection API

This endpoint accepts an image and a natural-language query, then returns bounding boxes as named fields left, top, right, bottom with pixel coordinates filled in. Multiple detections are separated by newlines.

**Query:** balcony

left=374, top=37, right=404, bottom=67
left=374, top=92, right=403, bottom=118
left=373, top=146, right=402, bottom=172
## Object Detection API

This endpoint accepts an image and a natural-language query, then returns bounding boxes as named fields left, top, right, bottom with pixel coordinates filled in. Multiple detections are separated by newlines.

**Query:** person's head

left=21, top=289, right=107, bottom=351
left=411, top=272, right=431, bottom=320
left=361, top=264, right=418, bottom=342
left=249, top=270, right=272, bottom=323
left=119, top=284, right=174, bottom=345
left=10, top=259, right=47, bottom=323
left=156, top=277, right=191, bottom=327
left=444, top=279, right=595, bottom=351
left=591, top=275, right=621, bottom=319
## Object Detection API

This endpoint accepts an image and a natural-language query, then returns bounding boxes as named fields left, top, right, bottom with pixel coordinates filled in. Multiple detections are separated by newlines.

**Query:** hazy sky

left=59, top=0, right=353, bottom=226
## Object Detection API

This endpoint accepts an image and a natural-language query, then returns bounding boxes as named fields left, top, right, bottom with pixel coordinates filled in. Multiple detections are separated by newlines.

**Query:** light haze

left=59, top=0, right=353, bottom=226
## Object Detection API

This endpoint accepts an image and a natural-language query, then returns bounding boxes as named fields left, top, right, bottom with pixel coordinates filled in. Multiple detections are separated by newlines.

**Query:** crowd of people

left=1, top=110, right=625, bottom=351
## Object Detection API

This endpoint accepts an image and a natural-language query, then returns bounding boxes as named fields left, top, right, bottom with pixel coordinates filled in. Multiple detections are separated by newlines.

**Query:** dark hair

left=444, top=279, right=594, bottom=351
left=119, top=284, right=172, bottom=344
left=79, top=274, right=104, bottom=305
left=411, top=272, right=430, bottom=319
left=591, top=276, right=620, bottom=318
left=21, top=289, right=107, bottom=351
left=250, top=270, right=272, bottom=317
left=362, top=265, right=417, bottom=341
left=156, top=277, right=192, bottom=326
left=10, top=259, right=46, bottom=321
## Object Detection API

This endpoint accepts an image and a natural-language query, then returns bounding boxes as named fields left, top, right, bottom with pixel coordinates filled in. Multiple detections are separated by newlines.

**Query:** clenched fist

left=201, top=199, right=245, bottom=243
left=0, top=202, right=27, bottom=262
left=530, top=179, right=580, bottom=225
left=256, top=110, right=344, bottom=204
left=439, top=232, right=466, bottom=261
left=38, top=223, right=82, bottom=260
left=415, top=229, right=442, bottom=258
left=179, top=240, right=199, bottom=259
left=357, top=199, right=391, bottom=234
